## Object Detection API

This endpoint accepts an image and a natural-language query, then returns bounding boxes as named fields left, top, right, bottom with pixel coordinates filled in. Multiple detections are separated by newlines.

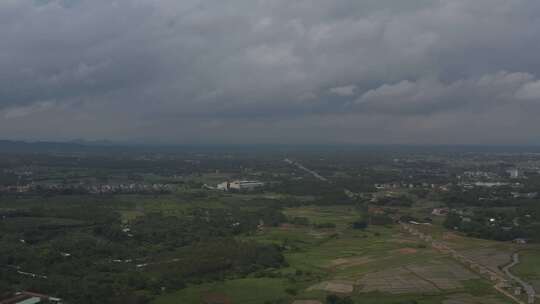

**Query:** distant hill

left=1, top=139, right=540, bottom=155
left=0, top=140, right=136, bottom=154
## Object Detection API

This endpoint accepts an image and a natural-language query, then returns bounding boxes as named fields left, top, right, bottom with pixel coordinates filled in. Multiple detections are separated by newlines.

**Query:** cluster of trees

left=326, top=294, right=355, bottom=304
left=369, top=213, right=395, bottom=226
left=352, top=219, right=368, bottom=230
left=443, top=208, right=537, bottom=241
left=441, top=187, right=530, bottom=208
left=0, top=197, right=288, bottom=303
left=151, top=239, right=285, bottom=282
left=440, top=188, right=540, bottom=242
left=517, top=202, right=540, bottom=242
left=373, top=195, right=413, bottom=207
left=128, top=207, right=286, bottom=248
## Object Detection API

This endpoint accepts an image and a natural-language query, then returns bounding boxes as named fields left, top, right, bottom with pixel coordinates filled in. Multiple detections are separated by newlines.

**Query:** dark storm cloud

left=1, top=0, right=540, bottom=143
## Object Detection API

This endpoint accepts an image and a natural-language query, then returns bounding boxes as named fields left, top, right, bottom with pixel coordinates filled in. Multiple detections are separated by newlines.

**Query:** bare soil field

left=308, top=231, right=331, bottom=239
left=390, top=233, right=420, bottom=244
left=442, top=232, right=461, bottom=241
left=278, top=223, right=297, bottom=230
left=356, top=261, right=478, bottom=294
left=308, top=280, right=355, bottom=293
left=406, top=263, right=478, bottom=290
left=390, top=239, right=420, bottom=245
left=397, top=248, right=418, bottom=254
left=328, top=256, right=374, bottom=269
left=461, top=248, right=513, bottom=275
left=443, top=293, right=508, bottom=304
left=202, top=293, right=232, bottom=304
left=357, top=266, right=439, bottom=294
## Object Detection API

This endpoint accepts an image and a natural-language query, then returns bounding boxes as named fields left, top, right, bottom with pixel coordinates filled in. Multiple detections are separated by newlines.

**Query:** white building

left=216, top=182, right=229, bottom=191
left=508, top=168, right=520, bottom=179
left=228, top=180, right=264, bottom=190
left=217, top=180, right=264, bottom=191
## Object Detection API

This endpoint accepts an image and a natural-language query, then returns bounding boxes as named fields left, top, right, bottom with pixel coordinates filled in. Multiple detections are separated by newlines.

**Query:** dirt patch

left=443, top=293, right=508, bottom=304
left=389, top=236, right=419, bottom=244
left=308, top=231, right=329, bottom=239
left=278, top=223, right=297, bottom=230
left=202, top=293, right=232, bottom=304
left=308, top=280, right=355, bottom=293
left=442, top=232, right=461, bottom=241
left=328, top=256, right=373, bottom=269
left=390, top=239, right=418, bottom=244
left=397, top=248, right=418, bottom=254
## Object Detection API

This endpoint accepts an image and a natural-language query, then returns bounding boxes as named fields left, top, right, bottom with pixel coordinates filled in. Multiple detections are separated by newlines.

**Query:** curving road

left=502, top=253, right=536, bottom=304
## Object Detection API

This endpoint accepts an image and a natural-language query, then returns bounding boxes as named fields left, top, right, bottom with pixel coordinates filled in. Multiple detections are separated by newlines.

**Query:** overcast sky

left=1, top=0, right=540, bottom=144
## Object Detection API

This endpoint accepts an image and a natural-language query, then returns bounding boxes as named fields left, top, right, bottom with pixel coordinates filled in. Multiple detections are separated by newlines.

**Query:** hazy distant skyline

left=1, top=0, right=540, bottom=144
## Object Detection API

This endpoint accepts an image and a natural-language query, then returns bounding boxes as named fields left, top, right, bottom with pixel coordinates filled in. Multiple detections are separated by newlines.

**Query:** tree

left=326, top=294, right=355, bottom=304
left=352, top=219, right=368, bottom=229
left=443, top=212, right=461, bottom=230
left=326, top=294, right=340, bottom=304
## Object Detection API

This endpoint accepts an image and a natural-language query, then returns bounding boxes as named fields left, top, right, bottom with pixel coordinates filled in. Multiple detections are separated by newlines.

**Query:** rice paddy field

left=153, top=205, right=519, bottom=304
left=511, top=248, right=540, bottom=292
left=153, top=278, right=291, bottom=304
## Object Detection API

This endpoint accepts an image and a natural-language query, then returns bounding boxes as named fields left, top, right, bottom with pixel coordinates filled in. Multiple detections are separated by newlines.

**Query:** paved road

left=284, top=158, right=357, bottom=199
left=285, top=158, right=328, bottom=182
left=502, top=253, right=536, bottom=303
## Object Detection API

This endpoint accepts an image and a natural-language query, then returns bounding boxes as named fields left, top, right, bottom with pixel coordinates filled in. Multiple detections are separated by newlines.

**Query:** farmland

left=153, top=205, right=516, bottom=304
left=511, top=249, right=540, bottom=292
left=1, top=145, right=540, bottom=304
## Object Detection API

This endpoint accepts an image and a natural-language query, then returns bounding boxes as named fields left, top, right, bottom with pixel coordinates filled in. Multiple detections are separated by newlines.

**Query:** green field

left=1, top=190, right=525, bottom=304
left=153, top=278, right=292, bottom=304
left=512, top=249, right=540, bottom=288
left=153, top=205, right=512, bottom=304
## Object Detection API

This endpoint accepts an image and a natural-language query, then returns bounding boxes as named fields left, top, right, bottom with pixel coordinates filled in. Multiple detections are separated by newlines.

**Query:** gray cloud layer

left=1, top=0, right=540, bottom=144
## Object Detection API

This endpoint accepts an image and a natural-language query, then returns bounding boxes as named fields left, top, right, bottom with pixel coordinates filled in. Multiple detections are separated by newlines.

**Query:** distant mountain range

left=1, top=139, right=540, bottom=155
left=0, top=139, right=118, bottom=154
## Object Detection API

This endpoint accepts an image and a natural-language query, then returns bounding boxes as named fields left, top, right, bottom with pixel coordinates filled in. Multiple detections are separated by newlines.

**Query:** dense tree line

left=0, top=199, right=287, bottom=303
left=443, top=207, right=539, bottom=242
